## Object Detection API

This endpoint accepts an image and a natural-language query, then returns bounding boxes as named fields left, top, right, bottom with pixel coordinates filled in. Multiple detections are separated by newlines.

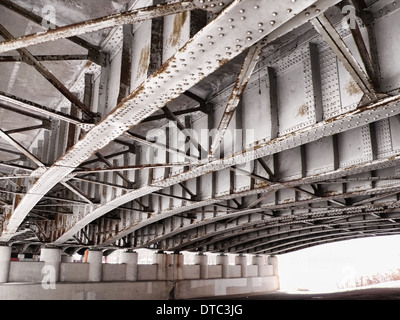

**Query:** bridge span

left=0, top=0, right=400, bottom=299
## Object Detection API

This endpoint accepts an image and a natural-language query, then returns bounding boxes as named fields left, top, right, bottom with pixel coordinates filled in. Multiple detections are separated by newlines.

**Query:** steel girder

left=0, top=0, right=341, bottom=243
left=2, top=0, right=400, bottom=256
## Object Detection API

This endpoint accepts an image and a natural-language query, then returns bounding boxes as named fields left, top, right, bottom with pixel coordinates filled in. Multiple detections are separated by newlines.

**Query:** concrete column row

left=197, top=253, right=277, bottom=279
left=0, top=246, right=278, bottom=284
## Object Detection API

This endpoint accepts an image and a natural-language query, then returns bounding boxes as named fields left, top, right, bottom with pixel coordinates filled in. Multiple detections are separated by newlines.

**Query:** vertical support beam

left=149, top=0, right=164, bottom=75
left=332, top=134, right=340, bottom=171
left=98, top=59, right=111, bottom=116
left=369, top=122, right=379, bottom=161
left=87, top=249, right=103, bottom=282
left=83, top=73, right=95, bottom=114
left=55, top=107, right=68, bottom=159
left=268, top=67, right=279, bottom=140
left=118, top=23, right=134, bottom=104
left=0, top=245, right=11, bottom=283
left=310, top=43, right=323, bottom=123
left=67, top=104, right=80, bottom=150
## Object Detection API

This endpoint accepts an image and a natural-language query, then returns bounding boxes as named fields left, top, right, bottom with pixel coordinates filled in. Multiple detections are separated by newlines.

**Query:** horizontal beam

left=0, top=91, right=93, bottom=127
left=0, top=55, right=89, bottom=63
left=0, top=1, right=198, bottom=54
left=74, top=163, right=192, bottom=174
left=140, top=106, right=204, bottom=123
left=0, top=0, right=102, bottom=55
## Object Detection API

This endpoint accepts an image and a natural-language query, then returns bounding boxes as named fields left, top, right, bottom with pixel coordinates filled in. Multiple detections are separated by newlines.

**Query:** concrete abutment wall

left=0, top=247, right=279, bottom=300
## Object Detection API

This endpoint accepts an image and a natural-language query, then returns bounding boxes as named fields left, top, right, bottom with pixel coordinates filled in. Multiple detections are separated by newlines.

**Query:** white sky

left=278, top=235, right=400, bottom=293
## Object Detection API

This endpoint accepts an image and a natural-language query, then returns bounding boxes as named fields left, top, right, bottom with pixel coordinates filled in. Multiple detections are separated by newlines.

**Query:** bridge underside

left=1, top=0, right=400, bottom=257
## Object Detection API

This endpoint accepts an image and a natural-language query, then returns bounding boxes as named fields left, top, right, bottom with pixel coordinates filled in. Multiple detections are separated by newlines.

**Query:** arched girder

left=239, top=224, right=400, bottom=255
left=222, top=218, right=400, bottom=253
left=126, top=182, right=400, bottom=250
left=162, top=206, right=400, bottom=252
left=176, top=210, right=390, bottom=252
left=37, top=0, right=342, bottom=246
left=251, top=229, right=400, bottom=255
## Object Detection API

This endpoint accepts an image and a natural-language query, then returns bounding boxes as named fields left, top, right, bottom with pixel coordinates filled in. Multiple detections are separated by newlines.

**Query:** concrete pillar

left=194, top=253, right=208, bottom=279
left=216, top=254, right=229, bottom=278
left=87, top=249, right=103, bottom=282
left=119, top=250, right=138, bottom=281
left=154, top=251, right=167, bottom=280
left=267, top=256, right=279, bottom=276
left=235, top=254, right=248, bottom=278
left=0, top=245, right=11, bottom=283
left=40, top=247, right=61, bottom=282
left=252, top=255, right=264, bottom=277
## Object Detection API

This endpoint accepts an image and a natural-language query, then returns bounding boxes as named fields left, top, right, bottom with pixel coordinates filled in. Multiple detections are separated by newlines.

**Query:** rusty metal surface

left=1, top=0, right=400, bottom=256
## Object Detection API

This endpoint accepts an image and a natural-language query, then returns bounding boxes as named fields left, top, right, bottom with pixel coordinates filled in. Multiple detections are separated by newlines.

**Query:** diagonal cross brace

left=209, top=43, right=264, bottom=158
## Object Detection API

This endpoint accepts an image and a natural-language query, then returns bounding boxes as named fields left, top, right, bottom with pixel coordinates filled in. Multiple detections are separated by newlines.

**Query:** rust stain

left=169, top=12, right=188, bottom=48
left=297, top=104, right=309, bottom=117
left=138, top=44, right=150, bottom=78
left=218, top=58, right=230, bottom=67
left=346, top=80, right=362, bottom=96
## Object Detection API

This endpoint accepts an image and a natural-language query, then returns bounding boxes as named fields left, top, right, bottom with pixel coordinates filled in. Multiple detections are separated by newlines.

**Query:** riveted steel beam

left=0, top=92, right=92, bottom=128
left=0, top=0, right=105, bottom=65
left=73, top=163, right=191, bottom=174
left=0, top=1, right=199, bottom=54
left=213, top=214, right=400, bottom=253
left=0, top=55, right=89, bottom=63
left=53, top=92, right=400, bottom=246
left=250, top=224, right=400, bottom=254
left=174, top=204, right=400, bottom=252
left=134, top=183, right=400, bottom=249
left=0, top=0, right=343, bottom=243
